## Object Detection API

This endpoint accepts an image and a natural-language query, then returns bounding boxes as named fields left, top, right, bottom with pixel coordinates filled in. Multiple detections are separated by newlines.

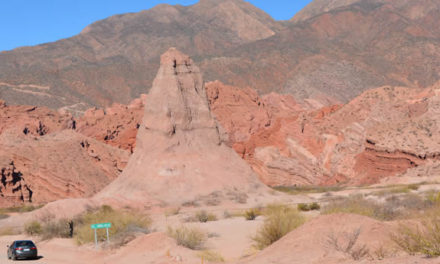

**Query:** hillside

left=1, top=0, right=439, bottom=109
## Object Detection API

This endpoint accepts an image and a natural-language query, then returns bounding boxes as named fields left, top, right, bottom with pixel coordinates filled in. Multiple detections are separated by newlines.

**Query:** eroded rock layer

left=207, top=81, right=440, bottom=186
left=96, top=48, right=265, bottom=206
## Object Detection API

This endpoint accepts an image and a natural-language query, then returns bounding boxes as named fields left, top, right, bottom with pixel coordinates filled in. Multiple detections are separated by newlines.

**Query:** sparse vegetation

left=322, top=194, right=397, bottom=221
left=75, top=205, right=151, bottom=245
left=252, top=204, right=305, bottom=249
left=165, top=207, right=181, bottom=217
left=41, top=218, right=73, bottom=240
left=0, top=227, right=18, bottom=236
left=244, top=208, right=261, bottom=220
left=167, top=226, right=206, bottom=250
left=391, top=211, right=440, bottom=257
left=0, top=214, right=9, bottom=220
left=297, top=202, right=320, bottom=211
left=25, top=220, right=42, bottom=236
left=24, top=217, right=71, bottom=240
left=322, top=192, right=440, bottom=221
left=326, top=228, right=370, bottom=260
left=0, top=204, right=44, bottom=215
left=194, top=210, right=217, bottom=223
left=273, top=185, right=344, bottom=195
left=197, top=250, right=225, bottom=262
left=372, top=184, right=420, bottom=196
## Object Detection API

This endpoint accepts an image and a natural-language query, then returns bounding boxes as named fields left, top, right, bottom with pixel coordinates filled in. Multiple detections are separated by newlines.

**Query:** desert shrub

left=197, top=250, right=225, bottom=262
left=391, top=212, right=440, bottom=257
left=297, top=202, right=320, bottom=211
left=165, top=207, right=181, bottom=217
left=297, top=203, right=310, bottom=211
left=25, top=218, right=71, bottom=239
left=75, top=205, right=151, bottom=245
left=167, top=226, right=206, bottom=250
left=223, top=210, right=231, bottom=219
left=244, top=208, right=261, bottom=221
left=0, top=214, right=9, bottom=220
left=326, top=228, right=370, bottom=260
left=195, top=210, right=217, bottom=223
left=25, top=220, right=42, bottom=236
left=322, top=195, right=397, bottom=221
left=41, top=218, right=72, bottom=240
left=252, top=204, right=305, bottom=249
left=310, top=202, right=321, bottom=210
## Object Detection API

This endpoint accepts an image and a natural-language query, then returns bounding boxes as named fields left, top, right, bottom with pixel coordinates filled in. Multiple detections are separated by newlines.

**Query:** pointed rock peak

left=96, top=48, right=266, bottom=206
left=160, top=47, right=192, bottom=67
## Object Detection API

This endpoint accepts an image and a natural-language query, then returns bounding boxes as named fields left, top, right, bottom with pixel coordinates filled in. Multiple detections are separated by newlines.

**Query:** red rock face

left=0, top=101, right=75, bottom=136
left=0, top=101, right=131, bottom=208
left=76, top=96, right=145, bottom=152
left=1, top=79, right=440, bottom=207
left=207, top=81, right=440, bottom=187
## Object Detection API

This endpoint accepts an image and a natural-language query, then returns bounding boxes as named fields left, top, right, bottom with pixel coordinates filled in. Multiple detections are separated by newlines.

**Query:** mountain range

left=1, top=0, right=439, bottom=110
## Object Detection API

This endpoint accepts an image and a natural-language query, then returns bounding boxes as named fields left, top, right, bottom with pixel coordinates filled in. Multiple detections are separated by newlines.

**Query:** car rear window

left=16, top=241, right=35, bottom=247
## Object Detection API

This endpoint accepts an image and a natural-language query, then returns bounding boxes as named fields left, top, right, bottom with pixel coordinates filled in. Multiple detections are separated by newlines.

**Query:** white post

left=106, top=227, right=110, bottom=244
left=94, top=229, right=98, bottom=249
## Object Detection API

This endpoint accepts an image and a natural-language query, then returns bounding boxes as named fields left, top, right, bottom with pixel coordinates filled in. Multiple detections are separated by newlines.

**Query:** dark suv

left=7, top=240, right=38, bottom=260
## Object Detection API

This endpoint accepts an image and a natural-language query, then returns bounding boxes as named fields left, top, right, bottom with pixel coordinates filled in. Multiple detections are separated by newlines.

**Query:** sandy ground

left=2, top=183, right=440, bottom=263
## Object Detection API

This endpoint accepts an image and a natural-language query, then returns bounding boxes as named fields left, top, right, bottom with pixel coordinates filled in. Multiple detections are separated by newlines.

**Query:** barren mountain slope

left=202, top=0, right=440, bottom=103
left=0, top=0, right=282, bottom=109
left=2, top=0, right=439, bottom=109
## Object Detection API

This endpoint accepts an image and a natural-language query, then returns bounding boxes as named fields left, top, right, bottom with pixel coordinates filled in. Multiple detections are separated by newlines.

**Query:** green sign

left=91, top=223, right=112, bottom=229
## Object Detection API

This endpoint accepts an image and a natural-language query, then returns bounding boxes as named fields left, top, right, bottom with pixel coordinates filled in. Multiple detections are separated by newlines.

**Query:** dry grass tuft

left=197, top=250, right=225, bottom=262
left=24, top=220, right=42, bottom=236
left=244, top=208, right=261, bottom=221
left=252, top=204, right=305, bottom=249
left=75, top=205, right=151, bottom=245
left=194, top=210, right=217, bottom=223
left=391, top=210, right=440, bottom=257
left=322, top=195, right=397, bottom=220
left=167, top=226, right=206, bottom=250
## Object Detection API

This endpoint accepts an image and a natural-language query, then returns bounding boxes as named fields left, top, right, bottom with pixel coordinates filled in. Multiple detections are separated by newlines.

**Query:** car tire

left=11, top=253, right=16, bottom=261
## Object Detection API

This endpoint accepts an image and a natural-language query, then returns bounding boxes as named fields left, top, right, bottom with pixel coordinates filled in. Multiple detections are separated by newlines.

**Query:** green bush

left=24, top=221, right=42, bottom=236
left=167, top=226, right=206, bottom=250
left=195, top=210, right=217, bottom=223
left=75, top=205, right=151, bottom=245
left=252, top=204, right=305, bottom=249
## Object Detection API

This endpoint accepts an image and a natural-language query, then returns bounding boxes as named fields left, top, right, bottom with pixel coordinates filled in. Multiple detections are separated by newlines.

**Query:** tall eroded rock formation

left=97, top=48, right=264, bottom=205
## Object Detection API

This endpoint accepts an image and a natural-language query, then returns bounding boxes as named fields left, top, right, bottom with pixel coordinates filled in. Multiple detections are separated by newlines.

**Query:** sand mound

left=239, top=213, right=435, bottom=264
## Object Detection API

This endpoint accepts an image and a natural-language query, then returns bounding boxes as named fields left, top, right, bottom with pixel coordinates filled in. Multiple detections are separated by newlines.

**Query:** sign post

left=91, top=222, right=112, bottom=249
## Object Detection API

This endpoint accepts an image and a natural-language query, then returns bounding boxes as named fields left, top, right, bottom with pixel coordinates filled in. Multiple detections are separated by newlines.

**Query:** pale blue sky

left=0, top=0, right=313, bottom=52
